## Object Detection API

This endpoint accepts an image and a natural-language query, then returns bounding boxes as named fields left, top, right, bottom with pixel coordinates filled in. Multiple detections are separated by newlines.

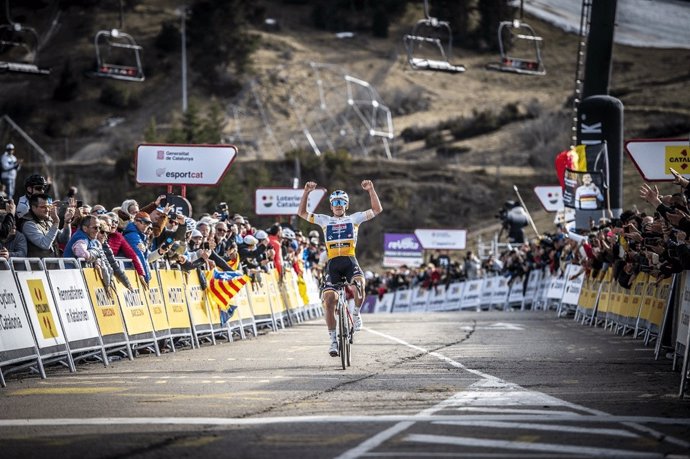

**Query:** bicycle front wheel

left=338, top=303, right=347, bottom=370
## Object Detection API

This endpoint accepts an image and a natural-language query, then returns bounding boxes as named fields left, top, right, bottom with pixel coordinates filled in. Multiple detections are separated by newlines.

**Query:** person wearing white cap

left=237, top=233, right=268, bottom=274
left=1, top=143, right=21, bottom=199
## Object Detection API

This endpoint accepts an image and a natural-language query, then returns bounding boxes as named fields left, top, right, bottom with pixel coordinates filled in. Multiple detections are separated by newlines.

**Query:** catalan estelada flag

left=206, top=269, right=249, bottom=324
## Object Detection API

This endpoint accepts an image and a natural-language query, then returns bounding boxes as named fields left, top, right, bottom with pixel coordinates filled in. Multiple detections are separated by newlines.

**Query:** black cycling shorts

left=322, top=256, right=363, bottom=294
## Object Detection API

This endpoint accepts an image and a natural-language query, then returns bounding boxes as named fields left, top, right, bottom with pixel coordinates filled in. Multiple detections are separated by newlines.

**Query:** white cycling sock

left=354, top=306, right=361, bottom=316
left=329, top=329, right=336, bottom=342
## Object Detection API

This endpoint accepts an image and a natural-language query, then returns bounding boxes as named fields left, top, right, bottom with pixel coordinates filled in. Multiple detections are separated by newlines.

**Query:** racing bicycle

left=334, top=281, right=355, bottom=370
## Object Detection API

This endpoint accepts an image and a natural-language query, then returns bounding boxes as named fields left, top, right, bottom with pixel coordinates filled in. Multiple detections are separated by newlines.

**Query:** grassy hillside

left=2, top=1, right=690, bottom=269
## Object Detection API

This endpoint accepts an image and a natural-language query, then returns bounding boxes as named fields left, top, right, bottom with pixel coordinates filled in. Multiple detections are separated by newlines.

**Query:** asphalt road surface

left=1, top=310, right=689, bottom=458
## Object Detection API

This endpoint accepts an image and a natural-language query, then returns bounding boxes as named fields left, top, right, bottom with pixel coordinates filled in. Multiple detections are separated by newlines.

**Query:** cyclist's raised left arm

left=362, top=180, right=382, bottom=216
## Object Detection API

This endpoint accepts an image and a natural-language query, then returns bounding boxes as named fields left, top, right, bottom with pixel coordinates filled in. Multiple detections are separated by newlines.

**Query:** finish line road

left=1, top=311, right=689, bottom=458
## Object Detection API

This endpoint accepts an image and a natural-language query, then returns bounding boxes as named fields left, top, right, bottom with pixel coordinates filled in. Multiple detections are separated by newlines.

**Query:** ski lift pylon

left=402, top=0, right=465, bottom=74
left=0, top=0, right=50, bottom=75
left=92, top=0, right=144, bottom=82
left=486, top=1, right=545, bottom=76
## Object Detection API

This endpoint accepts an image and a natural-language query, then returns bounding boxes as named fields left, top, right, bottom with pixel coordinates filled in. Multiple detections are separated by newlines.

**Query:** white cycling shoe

left=329, top=340, right=339, bottom=357
left=353, top=314, right=363, bottom=332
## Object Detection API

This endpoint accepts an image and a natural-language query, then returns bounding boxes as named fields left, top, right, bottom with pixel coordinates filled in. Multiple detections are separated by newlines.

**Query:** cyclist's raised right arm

left=298, top=181, right=317, bottom=220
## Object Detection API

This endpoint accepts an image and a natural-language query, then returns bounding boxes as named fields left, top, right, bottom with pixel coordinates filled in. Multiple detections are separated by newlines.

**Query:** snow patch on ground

left=523, top=0, right=690, bottom=49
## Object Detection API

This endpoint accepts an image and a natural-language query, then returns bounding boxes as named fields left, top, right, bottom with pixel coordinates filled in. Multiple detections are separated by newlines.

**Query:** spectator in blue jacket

left=122, top=211, right=153, bottom=285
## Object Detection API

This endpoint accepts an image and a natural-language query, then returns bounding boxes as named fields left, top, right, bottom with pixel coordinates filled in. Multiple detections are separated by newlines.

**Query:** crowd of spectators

left=0, top=173, right=330, bottom=293
left=3, top=169, right=690, bottom=299
left=366, top=173, right=690, bottom=298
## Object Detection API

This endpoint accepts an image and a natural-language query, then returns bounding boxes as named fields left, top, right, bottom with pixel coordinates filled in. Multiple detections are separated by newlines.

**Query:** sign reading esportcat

left=136, top=144, right=238, bottom=186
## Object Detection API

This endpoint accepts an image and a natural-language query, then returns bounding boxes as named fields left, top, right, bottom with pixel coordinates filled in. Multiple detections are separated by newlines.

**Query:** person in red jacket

left=266, top=223, right=283, bottom=277
left=103, top=212, right=146, bottom=283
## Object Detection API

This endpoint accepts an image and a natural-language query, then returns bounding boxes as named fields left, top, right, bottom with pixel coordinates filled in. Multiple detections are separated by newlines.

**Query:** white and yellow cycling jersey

left=308, top=210, right=375, bottom=259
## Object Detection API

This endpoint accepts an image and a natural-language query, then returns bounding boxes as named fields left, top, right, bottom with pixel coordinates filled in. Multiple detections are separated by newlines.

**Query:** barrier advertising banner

left=136, top=143, right=238, bottom=185
left=114, top=277, right=155, bottom=336
left=383, top=233, right=423, bottom=267
left=158, top=270, right=192, bottom=329
left=14, top=272, right=66, bottom=348
left=82, top=268, right=126, bottom=337
left=255, top=187, right=326, bottom=216
left=414, top=228, right=467, bottom=250
left=0, top=270, right=37, bottom=355
left=46, top=269, right=100, bottom=342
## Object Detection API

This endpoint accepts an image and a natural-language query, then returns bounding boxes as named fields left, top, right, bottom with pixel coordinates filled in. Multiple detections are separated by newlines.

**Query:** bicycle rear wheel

left=345, top=317, right=352, bottom=367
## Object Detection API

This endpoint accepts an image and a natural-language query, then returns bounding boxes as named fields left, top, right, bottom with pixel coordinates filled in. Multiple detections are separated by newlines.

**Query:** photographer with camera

left=496, top=200, right=529, bottom=244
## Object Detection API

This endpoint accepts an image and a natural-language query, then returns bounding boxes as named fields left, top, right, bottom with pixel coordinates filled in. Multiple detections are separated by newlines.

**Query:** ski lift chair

left=0, top=19, right=49, bottom=75
left=486, top=19, right=545, bottom=76
left=93, top=28, right=145, bottom=82
left=402, top=2, right=465, bottom=74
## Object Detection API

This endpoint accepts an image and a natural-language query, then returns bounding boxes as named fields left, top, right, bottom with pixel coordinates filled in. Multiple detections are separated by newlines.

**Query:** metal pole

left=180, top=8, right=188, bottom=113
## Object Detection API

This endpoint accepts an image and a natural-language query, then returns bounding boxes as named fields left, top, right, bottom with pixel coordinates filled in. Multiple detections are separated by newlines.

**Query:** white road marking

left=404, top=434, right=661, bottom=458
left=1, top=414, right=689, bottom=428
left=334, top=327, right=690, bottom=458
left=432, top=420, right=639, bottom=438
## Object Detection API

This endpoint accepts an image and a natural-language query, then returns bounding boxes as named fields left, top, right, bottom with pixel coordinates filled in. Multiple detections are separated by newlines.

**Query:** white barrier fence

left=0, top=257, right=322, bottom=387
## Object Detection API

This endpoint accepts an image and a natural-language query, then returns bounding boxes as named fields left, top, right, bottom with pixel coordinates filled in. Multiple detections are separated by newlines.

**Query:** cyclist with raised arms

left=298, top=180, right=382, bottom=357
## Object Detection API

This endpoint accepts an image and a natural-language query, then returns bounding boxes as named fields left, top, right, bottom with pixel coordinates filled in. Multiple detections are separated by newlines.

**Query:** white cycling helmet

left=282, top=228, right=296, bottom=239
left=329, top=190, right=349, bottom=207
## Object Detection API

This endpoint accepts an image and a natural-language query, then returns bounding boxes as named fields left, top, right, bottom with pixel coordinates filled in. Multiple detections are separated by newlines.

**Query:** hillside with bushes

left=2, top=0, right=690, bottom=268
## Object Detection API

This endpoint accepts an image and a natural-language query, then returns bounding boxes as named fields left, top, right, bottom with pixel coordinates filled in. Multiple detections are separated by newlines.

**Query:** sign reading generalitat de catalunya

left=136, top=144, right=238, bottom=186
left=414, top=228, right=467, bottom=250
left=255, top=187, right=327, bottom=216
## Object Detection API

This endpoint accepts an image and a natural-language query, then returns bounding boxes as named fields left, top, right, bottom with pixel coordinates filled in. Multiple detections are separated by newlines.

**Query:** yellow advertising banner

left=247, top=278, right=272, bottom=316
left=283, top=271, right=302, bottom=312
left=265, top=272, right=286, bottom=314
left=113, top=273, right=154, bottom=336
left=233, top=287, right=254, bottom=323
left=649, top=277, right=673, bottom=328
left=139, top=271, right=169, bottom=332
left=184, top=271, right=211, bottom=326
left=158, top=270, right=191, bottom=329
left=26, top=279, right=59, bottom=339
left=638, top=279, right=657, bottom=324
left=665, top=146, right=690, bottom=174
left=624, top=275, right=647, bottom=320
left=609, top=282, right=623, bottom=318
left=597, top=270, right=612, bottom=314
left=82, top=267, right=125, bottom=337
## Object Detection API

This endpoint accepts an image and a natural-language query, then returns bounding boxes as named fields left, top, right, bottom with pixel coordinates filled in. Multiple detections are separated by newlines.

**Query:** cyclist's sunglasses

left=331, top=199, right=347, bottom=207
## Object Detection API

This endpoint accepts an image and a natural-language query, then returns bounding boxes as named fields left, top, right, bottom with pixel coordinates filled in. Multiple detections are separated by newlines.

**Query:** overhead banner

left=625, top=138, right=690, bottom=181
left=383, top=233, right=423, bottom=268
left=255, top=187, right=327, bottom=216
left=414, top=229, right=467, bottom=250
left=563, top=169, right=606, bottom=210
left=135, top=143, right=238, bottom=186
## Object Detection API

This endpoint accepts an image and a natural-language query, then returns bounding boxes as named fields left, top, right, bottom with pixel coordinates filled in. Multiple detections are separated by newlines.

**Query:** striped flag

left=206, top=269, right=249, bottom=324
